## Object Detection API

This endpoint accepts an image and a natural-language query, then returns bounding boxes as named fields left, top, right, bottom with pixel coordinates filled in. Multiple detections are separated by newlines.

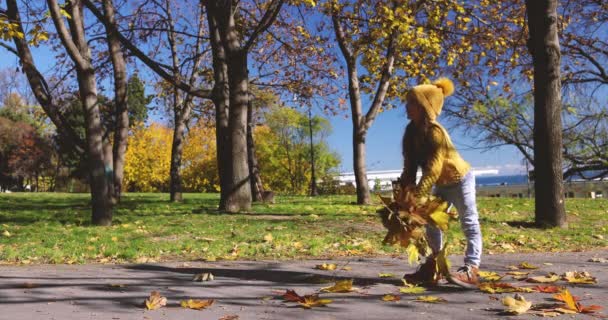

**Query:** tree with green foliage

left=255, top=107, right=340, bottom=195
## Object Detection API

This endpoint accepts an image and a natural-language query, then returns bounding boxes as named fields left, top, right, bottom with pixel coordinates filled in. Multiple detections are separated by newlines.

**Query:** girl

left=400, top=78, right=482, bottom=289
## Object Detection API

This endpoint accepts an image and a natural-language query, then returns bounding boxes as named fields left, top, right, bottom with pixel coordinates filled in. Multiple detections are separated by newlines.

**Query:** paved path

left=1, top=250, right=607, bottom=320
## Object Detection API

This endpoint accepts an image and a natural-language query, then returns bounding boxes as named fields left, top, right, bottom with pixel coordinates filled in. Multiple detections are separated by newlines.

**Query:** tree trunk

left=169, top=103, right=192, bottom=202
left=81, top=73, right=113, bottom=226
left=308, top=108, right=318, bottom=196
left=47, top=0, right=113, bottom=225
left=525, top=0, right=567, bottom=228
left=101, top=0, right=129, bottom=204
left=347, top=67, right=370, bottom=205
left=247, top=98, right=264, bottom=202
left=224, top=50, right=252, bottom=212
left=206, top=4, right=231, bottom=210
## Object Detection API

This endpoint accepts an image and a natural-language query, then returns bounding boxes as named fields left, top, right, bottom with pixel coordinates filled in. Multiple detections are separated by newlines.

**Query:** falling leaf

left=406, top=244, right=419, bottom=265
left=180, top=299, right=214, bottom=310
left=561, top=271, right=597, bottom=284
left=518, top=262, right=539, bottom=269
left=320, top=279, right=355, bottom=293
left=341, top=266, right=352, bottom=271
left=502, top=294, right=532, bottom=315
left=382, top=294, right=401, bottom=302
left=378, top=273, right=395, bottom=278
left=282, top=289, right=304, bottom=302
left=107, top=283, right=126, bottom=288
left=526, top=273, right=560, bottom=283
left=478, top=271, right=503, bottom=281
left=298, top=295, right=332, bottom=308
left=532, top=285, right=563, bottom=293
left=2, top=230, right=11, bottom=237
left=193, top=273, right=214, bottom=282
left=21, top=282, right=38, bottom=289
left=314, top=263, right=337, bottom=271
left=429, top=210, right=450, bottom=231
left=144, top=291, right=167, bottom=310
left=218, top=315, right=239, bottom=320
left=399, top=286, right=426, bottom=294
left=415, top=296, right=446, bottom=303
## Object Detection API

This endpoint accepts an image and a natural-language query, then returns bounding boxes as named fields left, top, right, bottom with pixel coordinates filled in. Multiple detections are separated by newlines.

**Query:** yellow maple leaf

left=314, top=263, right=337, bottom=271
left=320, top=279, right=355, bottom=293
left=526, top=273, right=560, bottom=283
left=399, top=286, right=426, bottom=294
left=502, top=294, right=532, bottom=315
left=478, top=271, right=503, bottom=281
left=429, top=210, right=450, bottom=231
left=145, top=291, right=167, bottom=310
left=298, top=295, right=332, bottom=308
left=561, top=271, right=597, bottom=284
left=518, top=262, right=539, bottom=269
left=415, top=296, right=446, bottom=303
left=378, top=273, right=395, bottom=278
left=180, top=299, right=214, bottom=310
left=553, top=289, right=578, bottom=311
left=382, top=294, right=401, bottom=302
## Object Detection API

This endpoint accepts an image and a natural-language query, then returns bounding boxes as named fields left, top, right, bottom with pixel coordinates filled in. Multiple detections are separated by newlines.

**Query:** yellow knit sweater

left=402, top=121, right=470, bottom=198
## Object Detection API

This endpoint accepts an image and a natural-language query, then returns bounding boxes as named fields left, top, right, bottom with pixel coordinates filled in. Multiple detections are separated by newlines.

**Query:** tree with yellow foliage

left=181, top=120, right=219, bottom=193
left=123, top=123, right=172, bottom=192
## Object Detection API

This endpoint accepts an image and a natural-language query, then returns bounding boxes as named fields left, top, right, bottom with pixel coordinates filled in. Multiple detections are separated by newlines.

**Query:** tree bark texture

left=525, top=0, right=567, bottom=228
left=101, top=0, right=129, bottom=204
left=48, top=0, right=113, bottom=225
left=247, top=98, right=264, bottom=202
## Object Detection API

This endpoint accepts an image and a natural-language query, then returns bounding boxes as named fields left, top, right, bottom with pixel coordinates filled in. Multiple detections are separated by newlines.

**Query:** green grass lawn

left=0, top=193, right=606, bottom=265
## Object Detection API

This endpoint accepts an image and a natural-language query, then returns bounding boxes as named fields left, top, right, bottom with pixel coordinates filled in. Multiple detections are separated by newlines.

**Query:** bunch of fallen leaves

left=377, top=184, right=453, bottom=264
left=144, top=291, right=214, bottom=311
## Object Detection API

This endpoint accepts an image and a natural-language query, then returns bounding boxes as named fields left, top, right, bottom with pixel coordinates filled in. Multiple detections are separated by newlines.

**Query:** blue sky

left=0, top=46, right=527, bottom=176
left=326, top=104, right=527, bottom=175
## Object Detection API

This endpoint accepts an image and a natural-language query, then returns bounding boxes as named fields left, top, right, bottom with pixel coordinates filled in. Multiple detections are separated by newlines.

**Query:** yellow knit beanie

left=406, top=78, right=455, bottom=121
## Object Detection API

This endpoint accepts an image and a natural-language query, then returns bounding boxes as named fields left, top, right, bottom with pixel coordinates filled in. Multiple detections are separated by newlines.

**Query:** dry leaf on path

left=314, top=263, right=337, bottom=271
left=479, top=282, right=534, bottom=294
left=478, top=271, right=503, bottom=281
left=320, top=279, right=356, bottom=293
left=399, top=286, right=426, bottom=294
left=382, top=294, right=401, bottom=302
left=518, top=262, right=539, bottom=269
left=532, top=285, right=563, bottom=293
left=502, top=294, right=532, bottom=315
left=378, top=273, right=395, bottom=278
left=526, top=273, right=560, bottom=283
left=298, top=295, right=332, bottom=308
left=281, top=289, right=304, bottom=302
left=180, top=299, right=214, bottom=310
left=145, top=291, right=167, bottom=310
left=193, top=273, right=214, bottom=282
left=218, top=315, right=239, bottom=320
left=415, top=296, right=446, bottom=303
left=561, top=271, right=597, bottom=284
left=588, top=257, right=608, bottom=263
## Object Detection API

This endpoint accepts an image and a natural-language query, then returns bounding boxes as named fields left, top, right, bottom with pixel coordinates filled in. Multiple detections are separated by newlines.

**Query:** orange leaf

left=282, top=289, right=304, bottom=302
left=532, top=285, right=563, bottom=293
left=180, top=299, right=214, bottom=310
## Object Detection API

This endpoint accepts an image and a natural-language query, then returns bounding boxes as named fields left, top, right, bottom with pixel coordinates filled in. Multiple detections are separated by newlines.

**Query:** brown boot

left=403, top=257, right=440, bottom=286
left=448, top=264, right=480, bottom=289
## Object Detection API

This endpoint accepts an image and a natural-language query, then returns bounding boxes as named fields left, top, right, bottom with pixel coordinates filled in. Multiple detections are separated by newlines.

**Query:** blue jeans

left=426, top=171, right=482, bottom=267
